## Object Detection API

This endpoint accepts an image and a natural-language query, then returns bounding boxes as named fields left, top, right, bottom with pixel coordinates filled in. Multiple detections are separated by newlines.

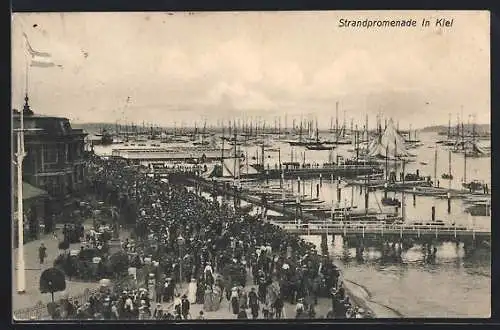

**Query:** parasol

left=99, top=279, right=111, bottom=287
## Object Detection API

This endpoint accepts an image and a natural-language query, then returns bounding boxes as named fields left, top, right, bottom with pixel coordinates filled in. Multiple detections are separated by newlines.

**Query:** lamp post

left=177, top=234, right=185, bottom=286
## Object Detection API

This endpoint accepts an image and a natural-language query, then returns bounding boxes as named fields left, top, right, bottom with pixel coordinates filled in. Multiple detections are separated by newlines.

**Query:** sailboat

left=404, top=125, right=421, bottom=144
left=381, top=196, right=401, bottom=207
left=193, top=121, right=210, bottom=146
left=306, top=121, right=332, bottom=150
left=288, top=120, right=310, bottom=146
left=461, top=145, right=485, bottom=192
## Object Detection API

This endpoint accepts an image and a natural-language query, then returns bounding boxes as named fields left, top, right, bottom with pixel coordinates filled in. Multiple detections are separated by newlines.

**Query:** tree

left=109, top=251, right=130, bottom=278
left=40, top=267, right=66, bottom=302
left=58, top=240, right=70, bottom=251
left=101, top=231, right=111, bottom=242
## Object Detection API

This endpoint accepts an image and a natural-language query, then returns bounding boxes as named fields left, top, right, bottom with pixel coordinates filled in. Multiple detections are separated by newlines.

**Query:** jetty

left=254, top=163, right=383, bottom=180
left=170, top=174, right=490, bottom=253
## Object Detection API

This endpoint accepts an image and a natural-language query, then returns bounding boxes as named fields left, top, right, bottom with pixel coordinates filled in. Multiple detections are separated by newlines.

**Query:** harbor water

left=93, top=131, right=491, bottom=318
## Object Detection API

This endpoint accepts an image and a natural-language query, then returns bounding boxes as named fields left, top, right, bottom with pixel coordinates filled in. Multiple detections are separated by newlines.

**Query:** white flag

left=23, top=33, right=55, bottom=68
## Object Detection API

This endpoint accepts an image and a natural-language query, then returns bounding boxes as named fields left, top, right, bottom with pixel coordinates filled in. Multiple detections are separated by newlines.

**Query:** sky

left=11, top=11, right=490, bottom=129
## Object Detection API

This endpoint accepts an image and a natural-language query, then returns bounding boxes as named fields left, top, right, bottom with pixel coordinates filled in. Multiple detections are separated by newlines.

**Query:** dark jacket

left=181, top=298, right=190, bottom=315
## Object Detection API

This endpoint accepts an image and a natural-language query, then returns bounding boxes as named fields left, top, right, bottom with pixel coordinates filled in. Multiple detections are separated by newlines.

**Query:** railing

left=13, top=286, right=101, bottom=320
left=13, top=266, right=148, bottom=320
left=273, top=221, right=490, bottom=235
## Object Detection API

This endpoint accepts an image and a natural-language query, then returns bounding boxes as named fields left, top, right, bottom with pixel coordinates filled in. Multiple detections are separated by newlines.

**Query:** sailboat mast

left=434, top=144, right=438, bottom=187
left=203, top=120, right=207, bottom=144
left=278, top=117, right=281, bottom=140
left=448, top=113, right=451, bottom=139
left=464, top=146, right=467, bottom=184
left=233, top=121, right=237, bottom=182
left=221, top=124, right=225, bottom=167
left=394, top=138, right=398, bottom=176
left=355, top=125, right=359, bottom=160
left=299, top=119, right=303, bottom=142
left=343, top=110, right=346, bottom=138
left=385, top=145, right=389, bottom=181
left=472, top=114, right=476, bottom=144
left=336, top=102, right=339, bottom=143
left=316, top=119, right=319, bottom=143
left=448, top=149, right=452, bottom=176
left=448, top=150, right=451, bottom=189
left=401, top=160, right=406, bottom=221
left=365, top=114, right=369, bottom=142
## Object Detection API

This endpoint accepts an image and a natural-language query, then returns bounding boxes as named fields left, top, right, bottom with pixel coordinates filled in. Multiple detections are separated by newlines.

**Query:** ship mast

left=447, top=113, right=451, bottom=140
left=342, top=109, right=346, bottom=138
left=335, top=101, right=339, bottom=144
left=434, top=144, right=438, bottom=187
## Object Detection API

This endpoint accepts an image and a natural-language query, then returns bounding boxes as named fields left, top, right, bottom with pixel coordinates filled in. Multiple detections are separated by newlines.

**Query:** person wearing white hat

left=295, top=298, right=305, bottom=317
left=138, top=300, right=149, bottom=320
left=203, top=262, right=213, bottom=278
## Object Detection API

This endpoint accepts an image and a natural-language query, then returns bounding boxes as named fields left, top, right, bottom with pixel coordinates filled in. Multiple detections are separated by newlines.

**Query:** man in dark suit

left=181, top=294, right=190, bottom=319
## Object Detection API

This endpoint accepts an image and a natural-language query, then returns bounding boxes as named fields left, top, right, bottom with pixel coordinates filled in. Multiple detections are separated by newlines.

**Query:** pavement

left=12, top=217, right=132, bottom=315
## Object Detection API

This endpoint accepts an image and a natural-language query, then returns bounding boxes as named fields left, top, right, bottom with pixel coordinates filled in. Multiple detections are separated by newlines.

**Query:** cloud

left=263, top=61, right=304, bottom=94
left=198, top=39, right=263, bottom=83
left=311, top=49, right=387, bottom=97
left=158, top=48, right=197, bottom=81
left=11, top=12, right=490, bottom=128
left=206, top=81, right=276, bottom=111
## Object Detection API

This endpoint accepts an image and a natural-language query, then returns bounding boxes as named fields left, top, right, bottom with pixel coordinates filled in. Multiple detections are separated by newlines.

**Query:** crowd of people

left=50, top=157, right=367, bottom=320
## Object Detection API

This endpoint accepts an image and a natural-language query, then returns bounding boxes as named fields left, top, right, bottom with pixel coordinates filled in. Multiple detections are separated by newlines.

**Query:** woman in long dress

left=187, top=278, right=197, bottom=304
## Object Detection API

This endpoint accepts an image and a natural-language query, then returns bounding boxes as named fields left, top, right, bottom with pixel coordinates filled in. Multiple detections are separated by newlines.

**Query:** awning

left=13, top=182, right=49, bottom=201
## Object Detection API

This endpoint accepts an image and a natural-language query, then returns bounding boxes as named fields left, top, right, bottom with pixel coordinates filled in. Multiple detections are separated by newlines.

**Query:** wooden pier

left=255, top=164, right=384, bottom=180
left=271, top=221, right=489, bottom=241
left=171, top=173, right=490, bottom=247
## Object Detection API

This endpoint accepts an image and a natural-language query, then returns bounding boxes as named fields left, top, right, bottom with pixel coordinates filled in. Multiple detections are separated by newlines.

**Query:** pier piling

left=447, top=192, right=451, bottom=213
left=431, top=206, right=436, bottom=222
left=316, top=184, right=320, bottom=199
left=321, top=233, right=328, bottom=254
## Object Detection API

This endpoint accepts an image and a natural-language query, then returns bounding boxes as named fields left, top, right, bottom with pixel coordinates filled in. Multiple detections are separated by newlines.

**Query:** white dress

left=187, top=280, right=197, bottom=304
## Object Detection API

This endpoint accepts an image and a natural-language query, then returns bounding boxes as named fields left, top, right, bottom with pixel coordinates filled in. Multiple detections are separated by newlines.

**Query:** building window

left=43, top=145, right=58, bottom=164
left=65, top=144, right=69, bottom=162
left=76, top=142, right=82, bottom=158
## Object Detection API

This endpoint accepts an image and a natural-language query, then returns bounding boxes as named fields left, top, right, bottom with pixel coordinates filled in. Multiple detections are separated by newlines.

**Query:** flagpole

left=16, top=119, right=26, bottom=294
left=16, top=42, right=30, bottom=294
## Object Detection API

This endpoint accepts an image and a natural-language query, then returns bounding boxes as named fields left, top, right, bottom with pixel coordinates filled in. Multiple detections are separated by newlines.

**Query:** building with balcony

left=12, top=95, right=88, bottom=216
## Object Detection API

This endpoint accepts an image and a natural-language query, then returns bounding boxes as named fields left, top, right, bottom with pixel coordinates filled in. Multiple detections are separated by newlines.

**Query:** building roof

left=13, top=182, right=49, bottom=201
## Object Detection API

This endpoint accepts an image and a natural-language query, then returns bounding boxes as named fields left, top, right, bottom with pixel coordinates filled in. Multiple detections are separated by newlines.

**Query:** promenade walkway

left=12, top=218, right=131, bottom=315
